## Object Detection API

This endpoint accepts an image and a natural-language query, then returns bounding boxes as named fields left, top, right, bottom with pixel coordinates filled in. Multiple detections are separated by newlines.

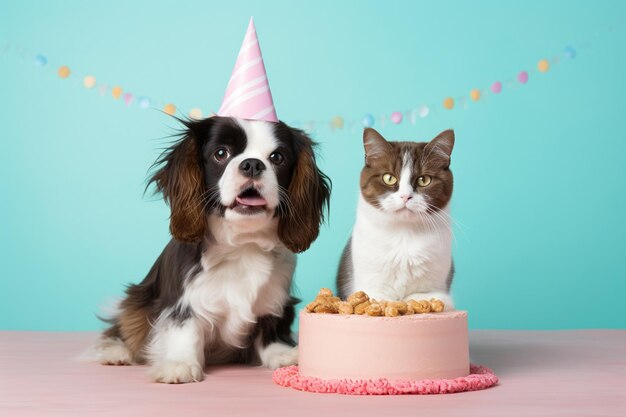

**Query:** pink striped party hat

left=217, top=17, right=278, bottom=122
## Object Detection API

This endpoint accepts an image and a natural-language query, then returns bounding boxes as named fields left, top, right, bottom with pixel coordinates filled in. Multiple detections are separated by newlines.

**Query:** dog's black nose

left=239, top=158, right=266, bottom=178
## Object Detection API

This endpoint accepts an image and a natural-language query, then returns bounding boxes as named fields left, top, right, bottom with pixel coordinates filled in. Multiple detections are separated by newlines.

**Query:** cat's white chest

left=349, top=199, right=452, bottom=300
left=383, top=231, right=433, bottom=276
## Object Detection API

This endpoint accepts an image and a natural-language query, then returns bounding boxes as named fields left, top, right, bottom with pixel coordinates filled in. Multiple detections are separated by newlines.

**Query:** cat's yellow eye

left=417, top=175, right=432, bottom=187
left=382, top=173, right=397, bottom=186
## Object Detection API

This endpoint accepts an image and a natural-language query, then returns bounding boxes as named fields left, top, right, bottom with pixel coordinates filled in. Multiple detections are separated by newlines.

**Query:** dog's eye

left=214, top=148, right=229, bottom=162
left=269, top=152, right=284, bottom=165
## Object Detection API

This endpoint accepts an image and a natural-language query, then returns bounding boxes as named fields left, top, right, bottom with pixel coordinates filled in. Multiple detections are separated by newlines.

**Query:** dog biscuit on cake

left=306, top=289, right=445, bottom=316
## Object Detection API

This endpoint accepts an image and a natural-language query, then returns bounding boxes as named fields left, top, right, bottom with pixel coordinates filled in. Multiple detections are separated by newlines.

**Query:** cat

left=337, top=128, right=456, bottom=310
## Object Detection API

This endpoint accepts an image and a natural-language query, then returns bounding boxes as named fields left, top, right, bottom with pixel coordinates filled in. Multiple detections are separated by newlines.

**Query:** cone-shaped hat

left=217, top=17, right=278, bottom=122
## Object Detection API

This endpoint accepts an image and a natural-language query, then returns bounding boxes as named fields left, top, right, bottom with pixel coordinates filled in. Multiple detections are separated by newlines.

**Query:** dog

left=91, top=116, right=330, bottom=383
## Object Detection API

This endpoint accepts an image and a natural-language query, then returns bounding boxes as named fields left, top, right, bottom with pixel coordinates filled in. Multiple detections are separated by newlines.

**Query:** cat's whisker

left=431, top=208, right=470, bottom=240
left=423, top=211, right=446, bottom=248
left=415, top=210, right=441, bottom=247
left=416, top=210, right=433, bottom=234
left=427, top=209, right=456, bottom=247
left=429, top=206, right=452, bottom=246
left=426, top=205, right=464, bottom=245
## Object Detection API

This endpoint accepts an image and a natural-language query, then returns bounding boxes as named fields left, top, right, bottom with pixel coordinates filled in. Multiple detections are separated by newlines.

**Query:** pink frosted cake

left=298, top=310, right=470, bottom=381
left=274, top=290, right=497, bottom=394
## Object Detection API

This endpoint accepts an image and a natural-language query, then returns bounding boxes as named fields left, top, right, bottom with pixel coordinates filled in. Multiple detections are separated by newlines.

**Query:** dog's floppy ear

left=149, top=121, right=208, bottom=242
left=278, top=128, right=331, bottom=253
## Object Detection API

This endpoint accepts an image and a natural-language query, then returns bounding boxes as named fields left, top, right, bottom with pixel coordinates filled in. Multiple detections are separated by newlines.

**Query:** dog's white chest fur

left=182, top=243, right=294, bottom=349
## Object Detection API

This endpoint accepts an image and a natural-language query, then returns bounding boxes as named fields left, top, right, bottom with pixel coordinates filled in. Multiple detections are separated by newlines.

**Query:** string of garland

left=0, top=23, right=613, bottom=134
left=0, top=39, right=183, bottom=117
left=322, top=54, right=564, bottom=134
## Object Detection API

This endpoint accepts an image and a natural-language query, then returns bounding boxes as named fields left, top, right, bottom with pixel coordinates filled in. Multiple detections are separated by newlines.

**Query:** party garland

left=0, top=33, right=599, bottom=134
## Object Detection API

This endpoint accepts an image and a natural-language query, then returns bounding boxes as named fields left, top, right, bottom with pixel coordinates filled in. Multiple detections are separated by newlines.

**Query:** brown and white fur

left=337, top=128, right=455, bottom=308
left=89, top=116, right=330, bottom=383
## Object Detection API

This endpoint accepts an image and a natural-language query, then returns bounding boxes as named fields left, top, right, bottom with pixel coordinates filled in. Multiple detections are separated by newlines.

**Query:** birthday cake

left=297, top=289, right=469, bottom=381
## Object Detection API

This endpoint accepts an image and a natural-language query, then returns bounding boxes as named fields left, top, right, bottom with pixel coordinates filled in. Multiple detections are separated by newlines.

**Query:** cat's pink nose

left=401, top=195, right=412, bottom=203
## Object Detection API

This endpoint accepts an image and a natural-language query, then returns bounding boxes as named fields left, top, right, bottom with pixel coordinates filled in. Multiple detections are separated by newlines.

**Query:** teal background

left=1, top=0, right=625, bottom=331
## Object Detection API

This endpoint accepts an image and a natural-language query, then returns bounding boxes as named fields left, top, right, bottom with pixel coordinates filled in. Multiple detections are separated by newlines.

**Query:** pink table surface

left=1, top=330, right=625, bottom=417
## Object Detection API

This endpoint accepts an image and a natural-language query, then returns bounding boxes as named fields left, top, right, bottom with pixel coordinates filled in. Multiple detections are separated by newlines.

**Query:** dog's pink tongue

left=236, top=196, right=267, bottom=207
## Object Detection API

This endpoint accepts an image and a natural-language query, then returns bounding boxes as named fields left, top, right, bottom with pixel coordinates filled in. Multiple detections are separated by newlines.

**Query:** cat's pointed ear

left=424, top=129, right=455, bottom=168
left=363, top=128, right=391, bottom=164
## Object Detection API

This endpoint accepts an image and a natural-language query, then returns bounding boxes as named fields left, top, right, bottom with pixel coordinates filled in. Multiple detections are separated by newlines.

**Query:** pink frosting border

left=273, top=364, right=498, bottom=395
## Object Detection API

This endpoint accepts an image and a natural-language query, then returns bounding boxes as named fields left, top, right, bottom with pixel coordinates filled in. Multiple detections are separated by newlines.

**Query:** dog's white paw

left=260, top=343, right=299, bottom=370
left=150, top=361, right=205, bottom=384
left=91, top=337, right=133, bottom=366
